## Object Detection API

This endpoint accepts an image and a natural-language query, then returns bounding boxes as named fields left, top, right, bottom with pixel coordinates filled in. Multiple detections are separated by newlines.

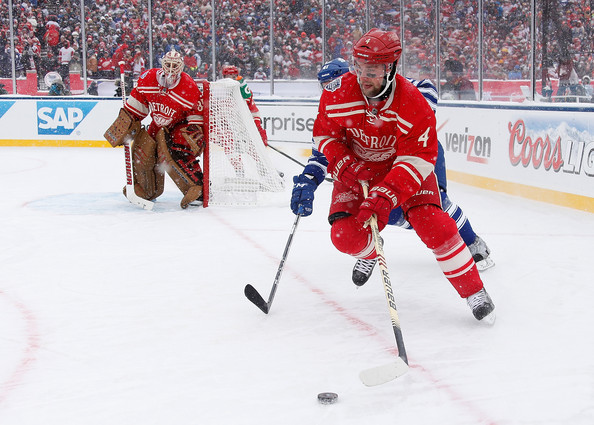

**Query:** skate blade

left=480, top=309, right=496, bottom=326
left=476, top=257, right=495, bottom=272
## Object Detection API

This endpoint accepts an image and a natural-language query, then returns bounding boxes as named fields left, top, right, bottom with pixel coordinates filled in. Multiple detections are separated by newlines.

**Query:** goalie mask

left=160, top=50, right=184, bottom=88
left=352, top=29, right=402, bottom=99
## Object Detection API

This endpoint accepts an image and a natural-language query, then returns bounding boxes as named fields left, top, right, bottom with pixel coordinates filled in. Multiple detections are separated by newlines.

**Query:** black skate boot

left=466, top=287, right=496, bottom=324
left=352, top=258, right=377, bottom=286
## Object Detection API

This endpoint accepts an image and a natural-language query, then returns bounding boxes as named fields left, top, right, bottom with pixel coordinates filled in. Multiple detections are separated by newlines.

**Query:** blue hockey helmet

left=317, top=58, right=350, bottom=85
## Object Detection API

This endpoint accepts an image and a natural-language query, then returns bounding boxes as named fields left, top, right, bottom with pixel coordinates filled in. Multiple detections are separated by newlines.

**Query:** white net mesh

left=207, top=79, right=285, bottom=206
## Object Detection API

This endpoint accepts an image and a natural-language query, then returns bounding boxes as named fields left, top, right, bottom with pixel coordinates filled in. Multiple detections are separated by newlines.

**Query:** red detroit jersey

left=124, top=68, right=204, bottom=137
left=313, top=73, right=438, bottom=179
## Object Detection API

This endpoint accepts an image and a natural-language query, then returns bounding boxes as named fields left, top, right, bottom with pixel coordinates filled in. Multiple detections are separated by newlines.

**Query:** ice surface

left=0, top=145, right=593, bottom=425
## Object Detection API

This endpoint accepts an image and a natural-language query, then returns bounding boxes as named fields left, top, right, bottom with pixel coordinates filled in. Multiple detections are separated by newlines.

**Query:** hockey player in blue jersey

left=291, top=58, right=494, bottom=286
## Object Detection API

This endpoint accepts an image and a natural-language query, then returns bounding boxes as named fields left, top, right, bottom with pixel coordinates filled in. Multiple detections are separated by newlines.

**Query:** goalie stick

left=119, top=61, right=154, bottom=211
left=358, top=182, right=409, bottom=387
left=268, top=144, right=333, bottom=183
left=244, top=214, right=300, bottom=314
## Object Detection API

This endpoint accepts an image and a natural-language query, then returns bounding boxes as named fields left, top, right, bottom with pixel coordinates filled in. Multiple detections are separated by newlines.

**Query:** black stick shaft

left=268, top=144, right=333, bottom=183
left=244, top=214, right=300, bottom=314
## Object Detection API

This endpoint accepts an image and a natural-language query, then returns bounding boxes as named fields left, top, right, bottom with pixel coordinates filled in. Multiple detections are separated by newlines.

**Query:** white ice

left=1, top=145, right=593, bottom=425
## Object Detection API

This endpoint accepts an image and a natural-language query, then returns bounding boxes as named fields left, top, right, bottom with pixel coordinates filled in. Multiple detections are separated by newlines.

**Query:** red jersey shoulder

left=175, top=73, right=201, bottom=104
left=394, top=75, right=434, bottom=118
left=136, top=68, right=159, bottom=88
left=320, top=72, right=360, bottom=109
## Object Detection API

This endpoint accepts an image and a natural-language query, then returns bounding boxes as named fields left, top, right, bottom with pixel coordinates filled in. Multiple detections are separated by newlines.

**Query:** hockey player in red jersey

left=313, top=29, right=495, bottom=323
left=221, top=65, right=268, bottom=146
left=105, top=50, right=206, bottom=209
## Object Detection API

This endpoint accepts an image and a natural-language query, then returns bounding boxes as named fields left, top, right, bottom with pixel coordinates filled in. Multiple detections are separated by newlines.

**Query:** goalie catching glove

left=104, top=108, right=141, bottom=147
left=178, top=124, right=205, bottom=155
left=357, top=183, right=399, bottom=230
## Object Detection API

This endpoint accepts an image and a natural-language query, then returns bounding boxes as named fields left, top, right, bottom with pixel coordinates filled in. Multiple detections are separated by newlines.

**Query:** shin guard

left=407, top=205, right=483, bottom=298
left=131, top=128, right=164, bottom=200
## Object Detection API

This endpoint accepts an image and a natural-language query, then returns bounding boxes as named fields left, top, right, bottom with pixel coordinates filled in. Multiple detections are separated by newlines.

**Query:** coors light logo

left=508, top=119, right=594, bottom=177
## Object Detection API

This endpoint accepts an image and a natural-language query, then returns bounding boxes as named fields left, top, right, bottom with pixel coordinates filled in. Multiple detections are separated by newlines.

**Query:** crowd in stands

left=0, top=0, right=592, bottom=100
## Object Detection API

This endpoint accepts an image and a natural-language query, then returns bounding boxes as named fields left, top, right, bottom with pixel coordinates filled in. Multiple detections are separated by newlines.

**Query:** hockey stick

left=268, top=144, right=333, bottom=183
left=119, top=61, right=154, bottom=211
left=244, top=214, right=300, bottom=314
left=358, top=182, right=409, bottom=386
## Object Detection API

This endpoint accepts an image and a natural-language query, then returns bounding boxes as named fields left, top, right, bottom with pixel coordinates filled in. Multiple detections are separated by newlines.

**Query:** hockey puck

left=317, top=392, right=338, bottom=405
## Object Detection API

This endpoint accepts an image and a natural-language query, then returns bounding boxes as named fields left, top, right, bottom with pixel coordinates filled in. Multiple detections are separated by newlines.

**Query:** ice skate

left=466, top=287, right=496, bottom=325
left=352, top=258, right=377, bottom=286
left=468, top=236, right=495, bottom=272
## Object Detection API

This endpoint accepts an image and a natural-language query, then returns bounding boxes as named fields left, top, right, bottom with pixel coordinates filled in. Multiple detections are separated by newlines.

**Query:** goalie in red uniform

left=313, top=29, right=496, bottom=323
left=104, top=50, right=205, bottom=209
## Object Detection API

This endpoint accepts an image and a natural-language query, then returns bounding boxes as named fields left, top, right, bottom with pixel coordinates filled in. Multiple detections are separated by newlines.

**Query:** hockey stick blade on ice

left=359, top=182, right=409, bottom=386
left=119, top=61, right=154, bottom=211
left=244, top=214, right=300, bottom=314
left=244, top=284, right=270, bottom=314
left=359, top=357, right=409, bottom=386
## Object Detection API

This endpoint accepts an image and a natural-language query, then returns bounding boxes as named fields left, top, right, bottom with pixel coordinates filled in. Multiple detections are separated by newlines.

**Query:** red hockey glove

left=356, top=184, right=399, bottom=229
left=331, top=155, right=373, bottom=193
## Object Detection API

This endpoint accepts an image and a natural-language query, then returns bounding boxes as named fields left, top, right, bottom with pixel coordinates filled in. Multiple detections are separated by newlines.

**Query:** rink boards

left=0, top=96, right=592, bottom=212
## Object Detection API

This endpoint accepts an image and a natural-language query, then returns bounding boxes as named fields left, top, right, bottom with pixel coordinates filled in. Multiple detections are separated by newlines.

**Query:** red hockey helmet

left=352, top=29, right=402, bottom=65
left=222, top=65, right=239, bottom=77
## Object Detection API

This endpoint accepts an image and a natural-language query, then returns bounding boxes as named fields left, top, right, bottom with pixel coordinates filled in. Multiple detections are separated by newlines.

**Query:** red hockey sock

left=407, top=205, right=483, bottom=298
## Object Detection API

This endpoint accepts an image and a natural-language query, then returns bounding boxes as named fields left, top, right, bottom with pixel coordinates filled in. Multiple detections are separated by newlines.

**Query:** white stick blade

left=125, top=185, right=154, bottom=211
left=359, top=358, right=409, bottom=387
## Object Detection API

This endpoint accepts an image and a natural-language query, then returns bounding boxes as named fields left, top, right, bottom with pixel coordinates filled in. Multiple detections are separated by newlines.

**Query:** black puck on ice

left=317, top=392, right=338, bottom=405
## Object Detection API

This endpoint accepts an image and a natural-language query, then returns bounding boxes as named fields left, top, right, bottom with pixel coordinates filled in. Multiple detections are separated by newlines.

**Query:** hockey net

left=202, top=79, right=284, bottom=207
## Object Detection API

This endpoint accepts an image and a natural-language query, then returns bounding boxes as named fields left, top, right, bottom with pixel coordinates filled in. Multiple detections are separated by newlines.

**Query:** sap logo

left=37, top=101, right=97, bottom=135
left=0, top=100, right=16, bottom=119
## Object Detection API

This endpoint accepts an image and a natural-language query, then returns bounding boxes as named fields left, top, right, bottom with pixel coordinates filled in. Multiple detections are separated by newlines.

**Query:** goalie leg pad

left=131, top=128, right=163, bottom=200
left=156, top=128, right=203, bottom=208
left=104, top=108, right=141, bottom=147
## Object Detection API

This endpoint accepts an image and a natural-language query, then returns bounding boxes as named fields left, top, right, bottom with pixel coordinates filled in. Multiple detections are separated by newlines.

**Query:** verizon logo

left=444, top=127, right=491, bottom=164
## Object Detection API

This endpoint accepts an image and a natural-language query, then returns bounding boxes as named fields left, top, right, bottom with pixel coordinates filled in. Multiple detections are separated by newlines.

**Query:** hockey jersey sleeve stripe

left=326, top=100, right=366, bottom=110
left=186, top=113, right=204, bottom=125
left=397, top=115, right=413, bottom=130
left=396, top=123, right=410, bottom=134
left=392, top=155, right=434, bottom=181
left=168, top=91, right=195, bottom=109
left=314, top=136, right=336, bottom=152
left=125, top=97, right=149, bottom=119
left=393, top=162, right=422, bottom=187
left=328, top=109, right=365, bottom=119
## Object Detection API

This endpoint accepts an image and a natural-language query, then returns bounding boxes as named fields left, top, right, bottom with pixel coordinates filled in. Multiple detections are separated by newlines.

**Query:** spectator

left=253, top=67, right=267, bottom=80
left=442, top=59, right=476, bottom=100
left=58, top=40, right=75, bottom=92
left=576, top=75, right=593, bottom=101
left=183, top=48, right=200, bottom=78
left=556, top=53, right=580, bottom=101
left=87, top=51, right=98, bottom=78
left=508, top=65, right=522, bottom=80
